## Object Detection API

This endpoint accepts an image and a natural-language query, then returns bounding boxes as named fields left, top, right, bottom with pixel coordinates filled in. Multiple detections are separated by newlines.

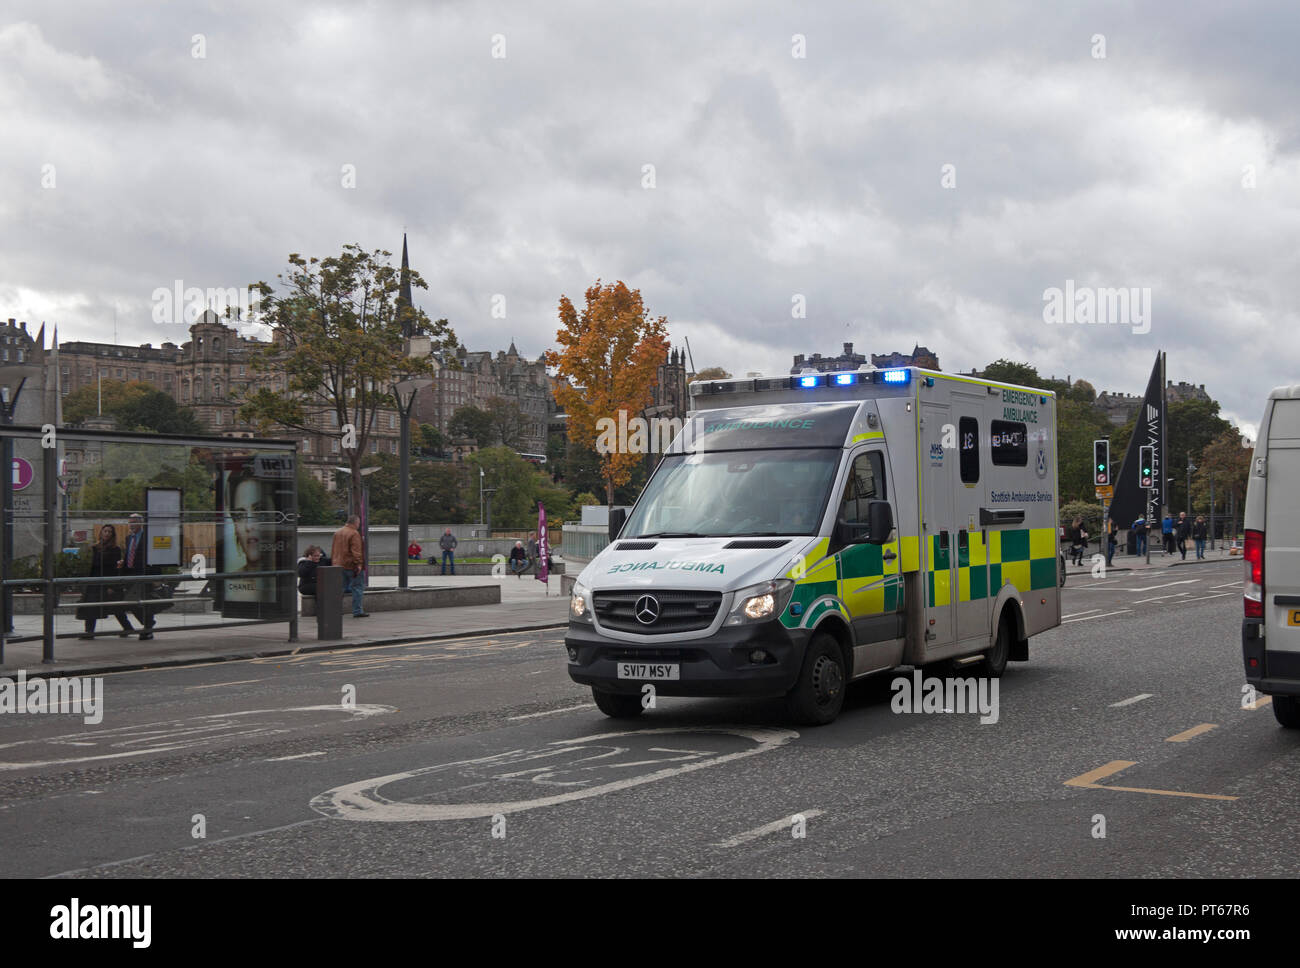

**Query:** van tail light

left=1244, top=529, right=1264, bottom=619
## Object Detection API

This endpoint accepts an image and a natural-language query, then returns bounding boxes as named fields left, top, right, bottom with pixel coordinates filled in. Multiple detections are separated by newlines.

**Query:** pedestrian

left=297, top=545, right=331, bottom=596
left=526, top=533, right=539, bottom=570
left=439, top=528, right=458, bottom=575
left=1192, top=515, right=1208, bottom=560
left=330, top=515, right=368, bottom=617
left=1067, top=516, right=1088, bottom=566
left=118, top=513, right=156, bottom=640
left=1131, top=517, right=1147, bottom=556
left=1176, top=510, right=1191, bottom=560
left=509, top=540, right=529, bottom=578
left=1162, top=513, right=1175, bottom=555
left=407, top=540, right=422, bottom=561
left=76, top=524, right=136, bottom=639
left=1105, top=517, right=1118, bottom=567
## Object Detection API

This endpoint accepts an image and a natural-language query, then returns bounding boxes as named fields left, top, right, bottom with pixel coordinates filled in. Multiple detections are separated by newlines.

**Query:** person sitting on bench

left=509, top=541, right=529, bottom=578
left=297, top=545, right=331, bottom=596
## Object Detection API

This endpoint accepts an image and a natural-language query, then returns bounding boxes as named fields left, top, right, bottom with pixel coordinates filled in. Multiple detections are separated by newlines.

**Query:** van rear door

left=1265, top=398, right=1300, bottom=654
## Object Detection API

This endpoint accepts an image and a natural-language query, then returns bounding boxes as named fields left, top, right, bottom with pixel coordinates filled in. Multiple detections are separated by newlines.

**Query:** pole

left=42, top=439, right=57, bottom=663
left=1209, top=473, right=1215, bottom=551
left=1186, top=450, right=1192, bottom=517
left=398, top=396, right=411, bottom=589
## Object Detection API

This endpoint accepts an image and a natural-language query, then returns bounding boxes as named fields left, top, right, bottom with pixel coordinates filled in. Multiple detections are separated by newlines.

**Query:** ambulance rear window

left=991, top=420, right=1028, bottom=465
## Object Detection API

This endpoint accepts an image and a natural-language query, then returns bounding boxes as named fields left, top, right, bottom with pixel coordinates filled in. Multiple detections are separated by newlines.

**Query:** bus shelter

left=0, top=425, right=299, bottom=663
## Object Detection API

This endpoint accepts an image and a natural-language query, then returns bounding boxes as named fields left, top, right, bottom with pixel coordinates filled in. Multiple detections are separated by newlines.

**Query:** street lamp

left=392, top=377, right=432, bottom=589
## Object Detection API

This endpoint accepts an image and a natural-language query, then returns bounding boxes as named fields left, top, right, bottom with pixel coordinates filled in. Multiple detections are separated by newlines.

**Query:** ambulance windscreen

left=625, top=449, right=840, bottom=539
left=672, top=402, right=859, bottom=452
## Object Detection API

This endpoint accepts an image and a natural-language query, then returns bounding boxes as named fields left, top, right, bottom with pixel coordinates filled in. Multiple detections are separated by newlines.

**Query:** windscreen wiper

left=633, top=532, right=707, bottom=538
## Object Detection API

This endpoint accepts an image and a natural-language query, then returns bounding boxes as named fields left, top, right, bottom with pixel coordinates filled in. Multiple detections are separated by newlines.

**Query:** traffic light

left=1139, top=445, right=1154, bottom=488
left=1093, top=439, right=1110, bottom=486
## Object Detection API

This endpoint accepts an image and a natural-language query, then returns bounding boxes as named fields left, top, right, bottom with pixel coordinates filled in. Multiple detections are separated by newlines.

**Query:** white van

left=1241, top=385, right=1300, bottom=728
left=565, top=366, right=1062, bottom=724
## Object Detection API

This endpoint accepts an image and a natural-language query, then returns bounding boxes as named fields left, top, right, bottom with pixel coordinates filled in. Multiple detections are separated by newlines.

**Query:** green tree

left=116, top=389, right=204, bottom=435
left=297, top=466, right=339, bottom=525
left=62, top=379, right=150, bottom=426
left=418, top=422, right=446, bottom=457
left=483, top=396, right=527, bottom=449
left=449, top=405, right=495, bottom=447
left=1190, top=428, right=1252, bottom=521
left=360, top=453, right=470, bottom=524
left=238, top=244, right=457, bottom=514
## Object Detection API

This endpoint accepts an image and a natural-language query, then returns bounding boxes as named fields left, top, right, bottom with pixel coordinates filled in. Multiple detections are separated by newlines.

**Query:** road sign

left=11, top=457, right=33, bottom=491
left=1095, top=485, right=1114, bottom=499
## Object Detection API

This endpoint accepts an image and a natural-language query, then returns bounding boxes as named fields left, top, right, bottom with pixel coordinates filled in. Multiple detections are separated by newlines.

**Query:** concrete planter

left=299, top=583, right=500, bottom=616
left=366, top=561, right=565, bottom=577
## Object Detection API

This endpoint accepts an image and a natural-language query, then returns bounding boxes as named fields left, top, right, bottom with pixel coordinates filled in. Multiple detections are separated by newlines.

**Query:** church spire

left=398, top=232, right=414, bottom=338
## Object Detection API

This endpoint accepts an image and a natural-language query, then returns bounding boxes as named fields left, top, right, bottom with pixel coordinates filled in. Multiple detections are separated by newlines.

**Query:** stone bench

left=367, top=561, right=565, bottom=577
left=299, top=583, right=500, bottom=616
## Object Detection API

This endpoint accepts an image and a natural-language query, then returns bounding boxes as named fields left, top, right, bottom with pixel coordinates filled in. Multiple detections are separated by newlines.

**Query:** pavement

left=0, top=543, right=1239, bottom=678
left=0, top=571, right=571, bottom=678
left=1068, top=542, right=1240, bottom=573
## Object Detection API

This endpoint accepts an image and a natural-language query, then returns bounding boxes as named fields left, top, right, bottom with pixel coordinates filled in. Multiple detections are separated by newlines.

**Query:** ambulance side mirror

left=866, top=501, right=893, bottom=545
left=608, top=507, right=627, bottom=542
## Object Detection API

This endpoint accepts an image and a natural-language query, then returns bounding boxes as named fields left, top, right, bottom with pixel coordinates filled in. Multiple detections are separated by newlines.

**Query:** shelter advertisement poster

left=215, top=453, right=296, bottom=619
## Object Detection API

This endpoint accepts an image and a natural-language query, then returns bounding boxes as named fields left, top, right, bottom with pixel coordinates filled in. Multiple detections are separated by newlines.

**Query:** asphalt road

left=4, top=557, right=1295, bottom=879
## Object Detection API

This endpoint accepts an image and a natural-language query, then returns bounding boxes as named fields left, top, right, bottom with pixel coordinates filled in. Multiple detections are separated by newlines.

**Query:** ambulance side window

left=959, top=416, right=979, bottom=483
left=840, top=451, right=886, bottom=526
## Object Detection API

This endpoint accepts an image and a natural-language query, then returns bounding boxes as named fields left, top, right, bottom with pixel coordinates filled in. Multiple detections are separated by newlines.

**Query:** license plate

left=1288, top=611, right=1300, bottom=627
left=616, top=662, right=680, bottom=680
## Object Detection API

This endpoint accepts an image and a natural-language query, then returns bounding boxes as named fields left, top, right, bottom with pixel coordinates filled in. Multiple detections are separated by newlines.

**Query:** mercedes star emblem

left=634, top=595, right=660, bottom=624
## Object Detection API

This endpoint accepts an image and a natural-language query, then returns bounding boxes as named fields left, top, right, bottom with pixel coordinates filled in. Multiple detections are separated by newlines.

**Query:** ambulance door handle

left=883, top=550, right=897, bottom=562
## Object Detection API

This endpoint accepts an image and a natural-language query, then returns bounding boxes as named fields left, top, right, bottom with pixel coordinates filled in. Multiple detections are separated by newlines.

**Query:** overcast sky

left=3, top=1, right=1297, bottom=438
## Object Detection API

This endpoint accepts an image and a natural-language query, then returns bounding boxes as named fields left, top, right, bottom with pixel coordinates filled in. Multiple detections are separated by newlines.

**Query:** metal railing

left=0, top=568, right=298, bottom=663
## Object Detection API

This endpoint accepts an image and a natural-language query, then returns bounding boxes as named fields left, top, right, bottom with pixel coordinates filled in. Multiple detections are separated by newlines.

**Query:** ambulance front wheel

left=785, top=632, right=847, bottom=726
left=592, top=688, right=645, bottom=719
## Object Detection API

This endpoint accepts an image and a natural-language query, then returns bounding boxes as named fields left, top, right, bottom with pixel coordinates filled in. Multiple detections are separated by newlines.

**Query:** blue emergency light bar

left=689, top=367, right=916, bottom=396
left=882, top=368, right=909, bottom=384
left=798, top=374, right=822, bottom=388
left=833, top=372, right=856, bottom=386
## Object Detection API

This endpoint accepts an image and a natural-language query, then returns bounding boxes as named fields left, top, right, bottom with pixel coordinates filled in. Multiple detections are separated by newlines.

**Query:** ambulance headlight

left=727, top=579, right=795, bottom=625
left=570, top=582, right=593, bottom=623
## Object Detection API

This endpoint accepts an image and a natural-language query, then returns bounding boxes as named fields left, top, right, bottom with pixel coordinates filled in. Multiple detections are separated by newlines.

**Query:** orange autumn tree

left=545, top=280, right=670, bottom=504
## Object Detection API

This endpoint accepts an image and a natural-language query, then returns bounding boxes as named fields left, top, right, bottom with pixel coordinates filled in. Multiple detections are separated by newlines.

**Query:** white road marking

left=0, top=704, right=395, bottom=771
left=264, top=751, right=327, bottom=761
left=311, top=726, right=799, bottom=822
left=1062, top=609, right=1102, bottom=619
left=714, top=809, right=826, bottom=848
left=1211, top=581, right=1243, bottom=590
left=1110, top=693, right=1154, bottom=707
left=1132, top=592, right=1191, bottom=604
left=1126, top=580, right=1201, bottom=592
left=508, top=704, right=596, bottom=720
left=1064, top=609, right=1131, bottom=623
left=184, top=679, right=264, bottom=690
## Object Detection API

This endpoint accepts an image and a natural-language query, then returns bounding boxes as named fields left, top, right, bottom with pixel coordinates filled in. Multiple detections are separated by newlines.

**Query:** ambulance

left=1241, top=384, right=1300, bottom=728
left=565, top=366, right=1062, bottom=725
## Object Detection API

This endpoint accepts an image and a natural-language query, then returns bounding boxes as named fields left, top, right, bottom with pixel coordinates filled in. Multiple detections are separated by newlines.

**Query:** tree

left=545, top=280, right=670, bottom=504
left=63, top=379, right=150, bottom=426
left=1190, top=428, right=1252, bottom=519
left=448, top=405, right=495, bottom=448
left=238, top=244, right=456, bottom=513
left=116, top=389, right=204, bottom=435
left=297, top=466, right=339, bottom=525
left=483, top=396, right=527, bottom=449
left=418, top=422, right=446, bottom=457
left=690, top=366, right=731, bottom=383
left=362, top=453, right=470, bottom=524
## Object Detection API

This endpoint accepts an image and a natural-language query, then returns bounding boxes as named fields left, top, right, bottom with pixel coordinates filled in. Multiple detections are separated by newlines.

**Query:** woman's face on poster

left=232, top=479, right=271, bottom=567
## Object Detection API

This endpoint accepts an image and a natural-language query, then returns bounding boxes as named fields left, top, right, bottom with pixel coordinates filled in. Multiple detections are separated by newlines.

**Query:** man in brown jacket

left=330, top=515, right=368, bottom=617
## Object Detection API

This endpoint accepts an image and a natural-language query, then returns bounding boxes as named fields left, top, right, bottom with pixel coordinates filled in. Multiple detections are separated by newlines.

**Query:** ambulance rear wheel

left=985, top=613, right=1011, bottom=678
left=1273, top=695, right=1300, bottom=729
left=785, top=633, right=846, bottom=726
left=593, top=688, right=645, bottom=719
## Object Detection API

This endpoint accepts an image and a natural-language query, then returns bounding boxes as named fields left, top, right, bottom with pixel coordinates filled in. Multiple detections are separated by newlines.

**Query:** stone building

left=791, top=341, right=940, bottom=374
left=51, top=310, right=402, bottom=489
left=416, top=341, right=550, bottom=457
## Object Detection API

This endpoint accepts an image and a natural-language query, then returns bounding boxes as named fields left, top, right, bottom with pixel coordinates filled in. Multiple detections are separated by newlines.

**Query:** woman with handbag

left=76, top=524, right=136, bottom=639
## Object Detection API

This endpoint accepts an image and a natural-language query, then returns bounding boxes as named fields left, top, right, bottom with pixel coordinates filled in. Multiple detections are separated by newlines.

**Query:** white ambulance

left=1241, top=385, right=1300, bottom=728
left=565, top=366, right=1062, bottom=725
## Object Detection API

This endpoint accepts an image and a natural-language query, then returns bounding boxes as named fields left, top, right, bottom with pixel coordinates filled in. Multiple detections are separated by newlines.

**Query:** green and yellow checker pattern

left=927, top=527, right=1057, bottom=607
left=781, top=536, right=919, bottom=630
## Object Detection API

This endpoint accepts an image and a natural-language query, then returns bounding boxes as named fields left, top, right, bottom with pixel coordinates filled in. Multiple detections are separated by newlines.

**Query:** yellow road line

left=1064, top=759, right=1239, bottom=801
left=1244, top=696, right=1273, bottom=710
left=1166, top=723, right=1217, bottom=743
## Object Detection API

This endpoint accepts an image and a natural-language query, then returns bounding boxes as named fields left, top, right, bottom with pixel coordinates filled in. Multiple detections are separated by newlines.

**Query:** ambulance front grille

left=593, top=590, right=722, bottom=634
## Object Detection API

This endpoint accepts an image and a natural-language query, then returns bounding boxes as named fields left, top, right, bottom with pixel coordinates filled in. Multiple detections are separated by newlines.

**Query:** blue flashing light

left=882, top=368, right=910, bottom=384
left=834, top=372, right=856, bottom=386
left=798, top=374, right=820, bottom=388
